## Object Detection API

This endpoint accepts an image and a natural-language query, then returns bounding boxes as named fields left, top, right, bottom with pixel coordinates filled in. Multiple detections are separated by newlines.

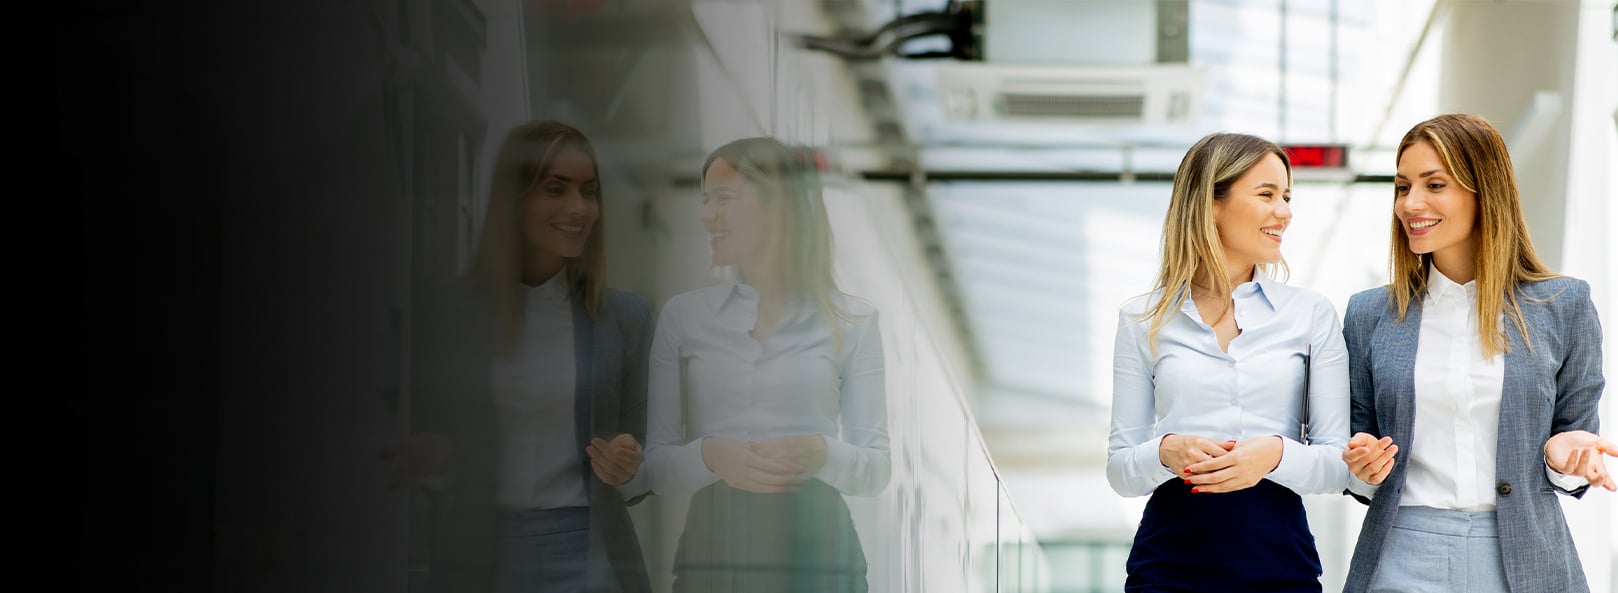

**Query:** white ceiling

left=835, top=0, right=1436, bottom=540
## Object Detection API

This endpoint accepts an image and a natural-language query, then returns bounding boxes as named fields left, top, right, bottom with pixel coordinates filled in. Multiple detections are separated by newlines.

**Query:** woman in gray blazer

left=395, top=120, right=654, bottom=593
left=1339, top=113, right=1614, bottom=593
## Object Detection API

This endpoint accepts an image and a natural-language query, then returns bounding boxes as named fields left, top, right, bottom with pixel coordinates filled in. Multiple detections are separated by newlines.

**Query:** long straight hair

left=471, top=120, right=607, bottom=356
left=702, top=137, right=847, bottom=340
left=1388, top=113, right=1555, bottom=358
left=1141, top=133, right=1291, bottom=352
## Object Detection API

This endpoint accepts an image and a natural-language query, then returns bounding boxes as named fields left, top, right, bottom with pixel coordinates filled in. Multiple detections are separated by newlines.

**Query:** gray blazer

left=1341, top=277, right=1604, bottom=593
left=415, top=281, right=654, bottom=593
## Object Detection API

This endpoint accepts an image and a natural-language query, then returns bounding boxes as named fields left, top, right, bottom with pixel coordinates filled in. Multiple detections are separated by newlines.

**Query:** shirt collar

left=1177, top=267, right=1280, bottom=314
left=1426, top=262, right=1476, bottom=302
left=710, top=281, right=758, bottom=314
left=522, top=268, right=572, bottom=307
left=1244, top=269, right=1281, bottom=313
left=708, top=281, right=817, bottom=319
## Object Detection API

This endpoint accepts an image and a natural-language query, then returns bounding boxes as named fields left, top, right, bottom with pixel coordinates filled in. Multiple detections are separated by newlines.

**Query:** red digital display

left=1283, top=144, right=1348, bottom=168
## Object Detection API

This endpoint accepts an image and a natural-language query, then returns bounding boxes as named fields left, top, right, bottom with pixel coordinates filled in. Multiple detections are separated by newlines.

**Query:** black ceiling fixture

left=792, top=0, right=982, bottom=61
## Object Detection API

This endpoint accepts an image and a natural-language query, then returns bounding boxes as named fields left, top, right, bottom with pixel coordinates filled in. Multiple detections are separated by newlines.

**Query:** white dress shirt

left=646, top=282, right=890, bottom=496
left=489, top=270, right=587, bottom=510
left=1107, top=270, right=1352, bottom=497
left=1347, top=265, right=1587, bottom=504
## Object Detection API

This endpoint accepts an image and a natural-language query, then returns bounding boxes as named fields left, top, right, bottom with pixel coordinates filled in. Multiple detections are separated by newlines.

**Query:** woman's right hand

left=1158, top=433, right=1235, bottom=476
left=701, top=436, right=809, bottom=494
left=1342, top=432, right=1398, bottom=485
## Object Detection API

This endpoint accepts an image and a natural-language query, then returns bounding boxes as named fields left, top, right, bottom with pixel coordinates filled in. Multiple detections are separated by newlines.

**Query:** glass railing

left=1034, top=539, right=1135, bottom=593
left=627, top=176, right=1051, bottom=593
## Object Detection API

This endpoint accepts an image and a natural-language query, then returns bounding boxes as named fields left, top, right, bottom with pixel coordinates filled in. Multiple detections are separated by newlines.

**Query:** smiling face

left=520, top=146, right=600, bottom=268
left=1394, top=140, right=1478, bottom=273
left=700, top=157, right=769, bottom=270
left=1212, top=152, right=1293, bottom=274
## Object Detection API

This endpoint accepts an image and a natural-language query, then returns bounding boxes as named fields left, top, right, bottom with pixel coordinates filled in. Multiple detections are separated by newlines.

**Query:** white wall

left=1557, top=2, right=1618, bottom=590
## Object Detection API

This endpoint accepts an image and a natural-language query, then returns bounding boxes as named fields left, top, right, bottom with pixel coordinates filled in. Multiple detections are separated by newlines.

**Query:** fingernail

left=1183, top=468, right=1192, bottom=474
left=1183, top=479, right=1191, bottom=485
left=1191, top=488, right=1200, bottom=493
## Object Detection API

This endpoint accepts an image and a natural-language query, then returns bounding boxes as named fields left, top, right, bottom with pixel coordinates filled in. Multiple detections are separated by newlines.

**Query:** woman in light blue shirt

left=646, top=137, right=890, bottom=593
left=1107, top=132, right=1351, bottom=592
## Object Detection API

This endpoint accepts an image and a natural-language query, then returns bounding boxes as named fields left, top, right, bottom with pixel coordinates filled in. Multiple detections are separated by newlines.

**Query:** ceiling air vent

left=997, top=93, right=1146, bottom=119
left=937, top=63, right=1203, bottom=126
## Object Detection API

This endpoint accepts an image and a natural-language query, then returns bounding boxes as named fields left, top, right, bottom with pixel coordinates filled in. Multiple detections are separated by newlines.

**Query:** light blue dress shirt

left=646, top=282, right=891, bottom=497
left=1107, top=270, right=1351, bottom=497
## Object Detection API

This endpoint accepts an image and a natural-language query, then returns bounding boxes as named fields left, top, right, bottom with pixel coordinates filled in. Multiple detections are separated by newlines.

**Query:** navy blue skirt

left=673, top=480, right=867, bottom=593
left=1126, top=479, right=1321, bottom=593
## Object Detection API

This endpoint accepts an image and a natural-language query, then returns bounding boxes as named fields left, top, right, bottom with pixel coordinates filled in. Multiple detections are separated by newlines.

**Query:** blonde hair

left=1389, top=113, right=1556, bottom=358
left=702, top=138, right=847, bottom=339
left=471, top=120, right=607, bottom=356
left=1141, top=132, right=1291, bottom=352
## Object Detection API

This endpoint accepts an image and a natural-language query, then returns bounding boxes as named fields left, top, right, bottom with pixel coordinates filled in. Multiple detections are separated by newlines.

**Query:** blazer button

left=1497, top=482, right=1512, bottom=496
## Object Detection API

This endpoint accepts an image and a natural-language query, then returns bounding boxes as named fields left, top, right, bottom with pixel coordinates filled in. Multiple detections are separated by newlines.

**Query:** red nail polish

left=1183, top=479, right=1191, bottom=485
left=1191, top=488, right=1200, bottom=493
left=1183, top=468, right=1192, bottom=474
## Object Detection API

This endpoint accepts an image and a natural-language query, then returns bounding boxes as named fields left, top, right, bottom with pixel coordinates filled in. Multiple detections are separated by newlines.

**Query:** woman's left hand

left=1545, top=430, right=1618, bottom=492
left=1183, top=436, right=1284, bottom=494
left=749, top=435, right=828, bottom=474
left=587, top=433, right=644, bottom=486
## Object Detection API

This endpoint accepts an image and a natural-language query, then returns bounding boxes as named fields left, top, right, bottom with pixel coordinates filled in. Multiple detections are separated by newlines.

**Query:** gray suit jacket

left=415, top=281, right=654, bottom=593
left=1341, top=277, right=1604, bottom=593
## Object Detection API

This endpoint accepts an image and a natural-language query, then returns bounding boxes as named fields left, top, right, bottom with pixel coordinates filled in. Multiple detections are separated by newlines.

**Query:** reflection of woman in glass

left=1339, top=114, right=1611, bottom=593
left=398, top=120, right=654, bottom=593
left=646, top=137, right=890, bottom=593
left=1106, top=133, right=1350, bottom=592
